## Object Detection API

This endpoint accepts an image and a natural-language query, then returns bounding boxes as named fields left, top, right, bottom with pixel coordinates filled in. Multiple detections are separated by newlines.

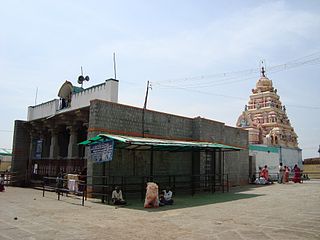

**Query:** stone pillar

left=67, top=126, right=79, bottom=159
left=11, top=120, right=31, bottom=186
left=85, top=131, right=97, bottom=197
left=37, top=132, right=46, bottom=159
left=27, top=130, right=39, bottom=183
left=83, top=123, right=89, bottom=158
left=49, top=129, right=59, bottom=158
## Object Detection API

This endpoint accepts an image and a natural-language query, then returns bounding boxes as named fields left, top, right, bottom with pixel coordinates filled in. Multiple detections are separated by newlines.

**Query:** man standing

left=278, top=163, right=285, bottom=184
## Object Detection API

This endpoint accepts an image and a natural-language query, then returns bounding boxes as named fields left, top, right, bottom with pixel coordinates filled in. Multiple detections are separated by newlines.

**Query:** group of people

left=111, top=182, right=174, bottom=208
left=279, top=163, right=302, bottom=183
left=254, top=165, right=272, bottom=185
left=143, top=182, right=174, bottom=208
left=254, top=163, right=303, bottom=185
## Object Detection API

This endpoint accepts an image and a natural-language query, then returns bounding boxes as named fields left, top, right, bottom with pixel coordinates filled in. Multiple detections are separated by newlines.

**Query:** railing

left=88, top=173, right=229, bottom=201
left=31, top=158, right=87, bottom=179
left=0, top=171, right=19, bottom=186
left=42, top=176, right=86, bottom=206
left=41, top=173, right=229, bottom=206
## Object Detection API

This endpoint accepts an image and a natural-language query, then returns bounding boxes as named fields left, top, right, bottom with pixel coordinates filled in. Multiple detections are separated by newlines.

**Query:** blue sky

left=0, top=0, right=319, bottom=159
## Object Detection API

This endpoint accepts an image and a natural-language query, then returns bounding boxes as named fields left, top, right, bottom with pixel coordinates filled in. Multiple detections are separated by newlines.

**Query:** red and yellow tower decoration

left=236, top=67, right=298, bottom=148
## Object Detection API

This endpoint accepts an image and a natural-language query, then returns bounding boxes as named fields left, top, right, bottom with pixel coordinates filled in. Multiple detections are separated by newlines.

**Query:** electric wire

left=150, top=52, right=320, bottom=110
left=152, top=52, right=320, bottom=89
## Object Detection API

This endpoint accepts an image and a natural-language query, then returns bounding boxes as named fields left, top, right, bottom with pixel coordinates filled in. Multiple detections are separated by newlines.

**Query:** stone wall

left=191, top=117, right=249, bottom=186
left=87, top=100, right=249, bottom=186
left=223, top=126, right=249, bottom=185
left=192, top=117, right=225, bottom=142
left=89, top=100, right=194, bottom=139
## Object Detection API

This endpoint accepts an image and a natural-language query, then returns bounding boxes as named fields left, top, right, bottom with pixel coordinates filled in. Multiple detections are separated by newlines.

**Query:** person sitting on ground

left=111, top=186, right=126, bottom=205
left=254, top=165, right=271, bottom=185
left=160, top=186, right=174, bottom=206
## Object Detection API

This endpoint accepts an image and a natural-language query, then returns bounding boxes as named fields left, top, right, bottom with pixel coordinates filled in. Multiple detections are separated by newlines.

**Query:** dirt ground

left=0, top=180, right=319, bottom=240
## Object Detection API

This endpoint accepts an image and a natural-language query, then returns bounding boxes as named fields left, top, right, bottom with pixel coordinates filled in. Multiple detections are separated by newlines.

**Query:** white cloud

left=95, top=1, right=320, bottom=72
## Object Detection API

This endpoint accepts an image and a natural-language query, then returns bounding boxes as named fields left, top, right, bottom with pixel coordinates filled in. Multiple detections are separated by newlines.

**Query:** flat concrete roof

left=1, top=181, right=319, bottom=239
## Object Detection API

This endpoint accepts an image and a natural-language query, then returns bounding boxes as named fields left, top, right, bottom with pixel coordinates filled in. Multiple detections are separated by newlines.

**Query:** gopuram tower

left=236, top=67, right=298, bottom=148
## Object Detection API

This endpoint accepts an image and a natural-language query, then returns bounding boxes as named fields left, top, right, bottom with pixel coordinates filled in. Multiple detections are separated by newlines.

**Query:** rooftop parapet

left=27, top=79, right=118, bottom=121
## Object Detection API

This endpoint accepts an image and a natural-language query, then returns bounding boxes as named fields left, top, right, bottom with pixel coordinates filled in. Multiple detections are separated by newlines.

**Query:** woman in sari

left=292, top=164, right=301, bottom=183
left=261, top=165, right=269, bottom=182
left=283, top=166, right=289, bottom=183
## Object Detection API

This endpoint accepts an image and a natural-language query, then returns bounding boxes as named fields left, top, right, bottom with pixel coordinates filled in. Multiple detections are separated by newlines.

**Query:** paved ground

left=0, top=180, right=319, bottom=240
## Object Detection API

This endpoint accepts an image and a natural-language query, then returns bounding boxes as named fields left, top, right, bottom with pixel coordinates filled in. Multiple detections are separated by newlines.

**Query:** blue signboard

left=34, top=140, right=43, bottom=159
left=90, top=140, right=114, bottom=163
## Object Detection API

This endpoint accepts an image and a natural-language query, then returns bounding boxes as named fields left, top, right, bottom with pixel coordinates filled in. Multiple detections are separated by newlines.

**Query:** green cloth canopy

left=79, top=134, right=243, bottom=152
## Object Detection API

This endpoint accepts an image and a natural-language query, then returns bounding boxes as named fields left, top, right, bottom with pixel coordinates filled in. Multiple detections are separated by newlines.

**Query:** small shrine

left=236, top=67, right=298, bottom=148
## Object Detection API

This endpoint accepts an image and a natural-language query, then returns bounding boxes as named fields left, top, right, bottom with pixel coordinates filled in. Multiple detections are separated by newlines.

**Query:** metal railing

left=42, top=173, right=229, bottom=206
left=42, top=176, right=86, bottom=206
left=0, top=171, right=19, bottom=186
left=31, top=158, right=87, bottom=178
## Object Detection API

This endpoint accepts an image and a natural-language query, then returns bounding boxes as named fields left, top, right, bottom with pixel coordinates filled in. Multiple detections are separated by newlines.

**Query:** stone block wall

left=87, top=100, right=249, bottom=186
left=89, top=100, right=194, bottom=140
left=191, top=117, right=225, bottom=142
left=223, top=126, right=249, bottom=186
left=191, top=117, right=249, bottom=186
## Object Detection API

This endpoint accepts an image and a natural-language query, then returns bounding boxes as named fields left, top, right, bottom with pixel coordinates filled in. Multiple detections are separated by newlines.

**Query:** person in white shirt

left=160, top=186, right=174, bottom=205
left=278, top=163, right=285, bottom=184
left=111, top=186, right=126, bottom=205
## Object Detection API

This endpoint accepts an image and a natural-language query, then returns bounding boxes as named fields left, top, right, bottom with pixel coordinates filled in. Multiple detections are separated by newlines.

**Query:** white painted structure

left=280, top=146, right=303, bottom=170
left=249, top=144, right=302, bottom=180
left=27, top=79, right=119, bottom=121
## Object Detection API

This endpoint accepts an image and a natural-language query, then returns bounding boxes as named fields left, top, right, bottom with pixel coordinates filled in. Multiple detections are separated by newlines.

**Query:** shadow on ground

left=39, top=184, right=268, bottom=210
left=109, top=191, right=265, bottom=212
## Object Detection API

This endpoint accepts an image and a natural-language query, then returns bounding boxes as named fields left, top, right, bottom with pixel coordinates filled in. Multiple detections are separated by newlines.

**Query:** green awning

left=249, top=145, right=279, bottom=153
left=0, top=148, right=12, bottom=156
left=79, top=134, right=243, bottom=152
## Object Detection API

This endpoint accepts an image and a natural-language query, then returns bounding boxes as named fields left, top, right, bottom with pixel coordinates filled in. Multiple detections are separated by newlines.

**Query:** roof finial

left=261, top=66, right=266, bottom=77
left=260, top=60, right=266, bottom=77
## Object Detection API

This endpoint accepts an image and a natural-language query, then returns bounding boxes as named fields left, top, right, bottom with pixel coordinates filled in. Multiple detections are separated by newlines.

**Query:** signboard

left=90, top=140, right=114, bottom=163
left=34, top=140, right=43, bottom=159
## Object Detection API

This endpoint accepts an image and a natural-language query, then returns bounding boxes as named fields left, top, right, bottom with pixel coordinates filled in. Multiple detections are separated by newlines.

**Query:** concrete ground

left=0, top=180, right=319, bottom=240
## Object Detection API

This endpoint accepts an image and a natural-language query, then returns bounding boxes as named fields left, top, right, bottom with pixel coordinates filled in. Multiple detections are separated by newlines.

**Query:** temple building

left=303, top=157, right=320, bottom=179
left=11, top=76, right=249, bottom=194
left=236, top=67, right=302, bottom=178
